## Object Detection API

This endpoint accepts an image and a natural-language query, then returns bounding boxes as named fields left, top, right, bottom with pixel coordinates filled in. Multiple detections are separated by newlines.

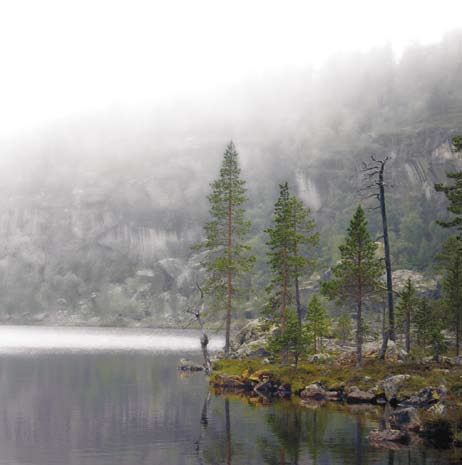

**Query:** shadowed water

left=0, top=326, right=459, bottom=465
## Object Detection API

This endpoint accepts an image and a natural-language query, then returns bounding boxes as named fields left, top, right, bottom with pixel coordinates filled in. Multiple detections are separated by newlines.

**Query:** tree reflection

left=225, top=398, right=232, bottom=465
left=257, top=403, right=329, bottom=464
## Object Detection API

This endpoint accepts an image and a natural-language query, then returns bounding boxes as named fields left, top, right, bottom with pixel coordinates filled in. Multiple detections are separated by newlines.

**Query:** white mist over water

left=0, top=326, right=224, bottom=354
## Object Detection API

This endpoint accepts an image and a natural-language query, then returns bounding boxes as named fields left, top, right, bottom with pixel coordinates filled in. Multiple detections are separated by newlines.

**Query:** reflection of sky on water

left=0, top=325, right=224, bottom=354
left=0, top=326, right=458, bottom=465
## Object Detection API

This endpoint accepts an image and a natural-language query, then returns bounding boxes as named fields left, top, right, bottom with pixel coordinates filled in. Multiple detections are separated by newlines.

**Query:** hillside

left=0, top=32, right=462, bottom=326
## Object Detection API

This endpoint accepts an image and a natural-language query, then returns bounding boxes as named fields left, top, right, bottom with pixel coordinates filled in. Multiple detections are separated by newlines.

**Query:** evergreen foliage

left=196, top=142, right=254, bottom=356
left=452, top=136, right=462, bottom=153
left=429, top=326, right=448, bottom=362
left=395, top=278, right=418, bottom=353
left=437, top=236, right=462, bottom=356
left=267, top=309, right=311, bottom=367
left=414, top=298, right=432, bottom=347
left=435, top=172, right=462, bottom=237
left=321, top=205, right=383, bottom=366
left=289, top=195, right=319, bottom=327
left=265, top=182, right=318, bottom=363
left=336, top=310, right=353, bottom=346
left=306, top=294, right=330, bottom=352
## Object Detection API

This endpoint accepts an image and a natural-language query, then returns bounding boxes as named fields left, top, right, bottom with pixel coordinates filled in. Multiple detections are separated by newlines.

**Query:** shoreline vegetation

left=179, top=136, right=462, bottom=449
left=209, top=336, right=462, bottom=449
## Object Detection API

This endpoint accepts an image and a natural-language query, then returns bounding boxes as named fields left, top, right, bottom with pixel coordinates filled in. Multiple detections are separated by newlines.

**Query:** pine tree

left=321, top=205, right=383, bottom=366
left=306, top=294, right=330, bottom=352
left=265, top=182, right=318, bottom=363
left=196, top=142, right=254, bottom=357
left=289, top=196, right=319, bottom=329
left=266, top=182, right=291, bottom=352
left=395, top=278, right=418, bottom=353
left=267, top=309, right=310, bottom=367
left=437, top=236, right=462, bottom=356
left=336, top=310, right=353, bottom=346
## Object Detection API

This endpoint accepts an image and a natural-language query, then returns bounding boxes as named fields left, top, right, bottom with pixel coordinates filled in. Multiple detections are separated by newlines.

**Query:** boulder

left=229, top=319, right=275, bottom=358
left=213, top=374, right=247, bottom=389
left=300, top=383, right=327, bottom=400
left=368, top=429, right=409, bottom=444
left=382, top=374, right=411, bottom=402
left=307, top=353, right=331, bottom=363
left=427, top=402, right=447, bottom=417
left=278, top=383, right=291, bottom=396
left=300, top=382, right=340, bottom=401
left=389, top=407, right=421, bottom=432
left=346, top=386, right=376, bottom=403
left=231, top=319, right=266, bottom=347
left=233, top=339, right=271, bottom=358
left=177, top=358, right=203, bottom=372
left=392, top=269, right=438, bottom=298
left=363, top=341, right=407, bottom=362
left=254, top=379, right=273, bottom=394
left=400, top=385, right=447, bottom=408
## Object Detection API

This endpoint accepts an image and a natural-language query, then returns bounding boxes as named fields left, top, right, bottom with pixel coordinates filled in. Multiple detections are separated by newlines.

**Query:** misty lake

left=0, top=325, right=459, bottom=465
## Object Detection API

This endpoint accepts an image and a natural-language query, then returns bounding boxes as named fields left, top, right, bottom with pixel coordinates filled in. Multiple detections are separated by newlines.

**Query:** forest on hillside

left=0, top=31, right=462, bottom=325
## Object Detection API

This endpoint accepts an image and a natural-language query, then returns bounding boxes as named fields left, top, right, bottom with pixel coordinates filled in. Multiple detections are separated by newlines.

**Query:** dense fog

left=0, top=30, right=461, bottom=325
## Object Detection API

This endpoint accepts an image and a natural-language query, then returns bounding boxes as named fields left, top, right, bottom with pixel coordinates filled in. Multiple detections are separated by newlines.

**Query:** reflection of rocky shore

left=0, top=340, right=458, bottom=465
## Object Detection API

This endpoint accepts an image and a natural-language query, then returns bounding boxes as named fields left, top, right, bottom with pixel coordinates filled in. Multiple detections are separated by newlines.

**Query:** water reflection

left=0, top=326, right=459, bottom=465
left=0, top=325, right=224, bottom=354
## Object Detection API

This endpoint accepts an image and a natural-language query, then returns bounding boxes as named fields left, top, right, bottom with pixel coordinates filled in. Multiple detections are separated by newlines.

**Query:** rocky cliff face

left=0, top=125, right=460, bottom=326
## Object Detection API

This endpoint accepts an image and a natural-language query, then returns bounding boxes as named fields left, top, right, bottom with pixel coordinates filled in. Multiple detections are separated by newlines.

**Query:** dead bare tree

left=360, top=155, right=395, bottom=359
left=186, top=283, right=212, bottom=374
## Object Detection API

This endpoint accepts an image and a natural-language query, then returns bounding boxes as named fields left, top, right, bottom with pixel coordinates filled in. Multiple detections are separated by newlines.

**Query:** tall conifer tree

left=289, top=196, right=319, bottom=328
left=321, top=205, right=383, bottom=366
left=265, top=182, right=317, bottom=363
left=197, top=142, right=254, bottom=357
left=266, top=182, right=291, bottom=359
left=306, top=294, right=330, bottom=352
left=395, top=278, right=418, bottom=353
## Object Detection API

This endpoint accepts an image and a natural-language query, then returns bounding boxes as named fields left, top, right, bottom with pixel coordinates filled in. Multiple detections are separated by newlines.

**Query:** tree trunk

left=457, top=311, right=460, bottom=358
left=357, top=299, right=363, bottom=367
left=295, top=273, right=302, bottom=328
left=225, top=184, right=233, bottom=357
left=200, top=332, right=212, bottom=375
left=281, top=247, right=288, bottom=363
left=379, top=166, right=395, bottom=342
left=405, top=303, right=411, bottom=354
left=225, top=398, right=231, bottom=465
left=457, top=261, right=461, bottom=358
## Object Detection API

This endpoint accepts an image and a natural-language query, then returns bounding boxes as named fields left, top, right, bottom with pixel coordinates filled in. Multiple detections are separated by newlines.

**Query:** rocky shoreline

left=209, top=365, right=458, bottom=448
left=175, top=319, right=462, bottom=450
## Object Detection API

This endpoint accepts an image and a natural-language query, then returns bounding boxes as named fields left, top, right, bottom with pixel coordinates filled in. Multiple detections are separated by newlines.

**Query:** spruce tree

left=395, top=278, right=418, bottom=353
left=414, top=298, right=431, bottom=347
left=321, top=205, right=383, bottom=366
left=336, top=310, right=353, bottom=346
left=197, top=141, right=254, bottom=357
left=306, top=294, right=330, bottom=352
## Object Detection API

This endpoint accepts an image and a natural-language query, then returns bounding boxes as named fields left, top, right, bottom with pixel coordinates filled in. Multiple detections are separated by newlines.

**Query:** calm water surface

left=0, top=325, right=459, bottom=465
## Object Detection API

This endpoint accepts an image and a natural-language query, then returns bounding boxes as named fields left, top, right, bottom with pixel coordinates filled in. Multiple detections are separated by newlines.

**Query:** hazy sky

left=1, top=0, right=461, bottom=138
